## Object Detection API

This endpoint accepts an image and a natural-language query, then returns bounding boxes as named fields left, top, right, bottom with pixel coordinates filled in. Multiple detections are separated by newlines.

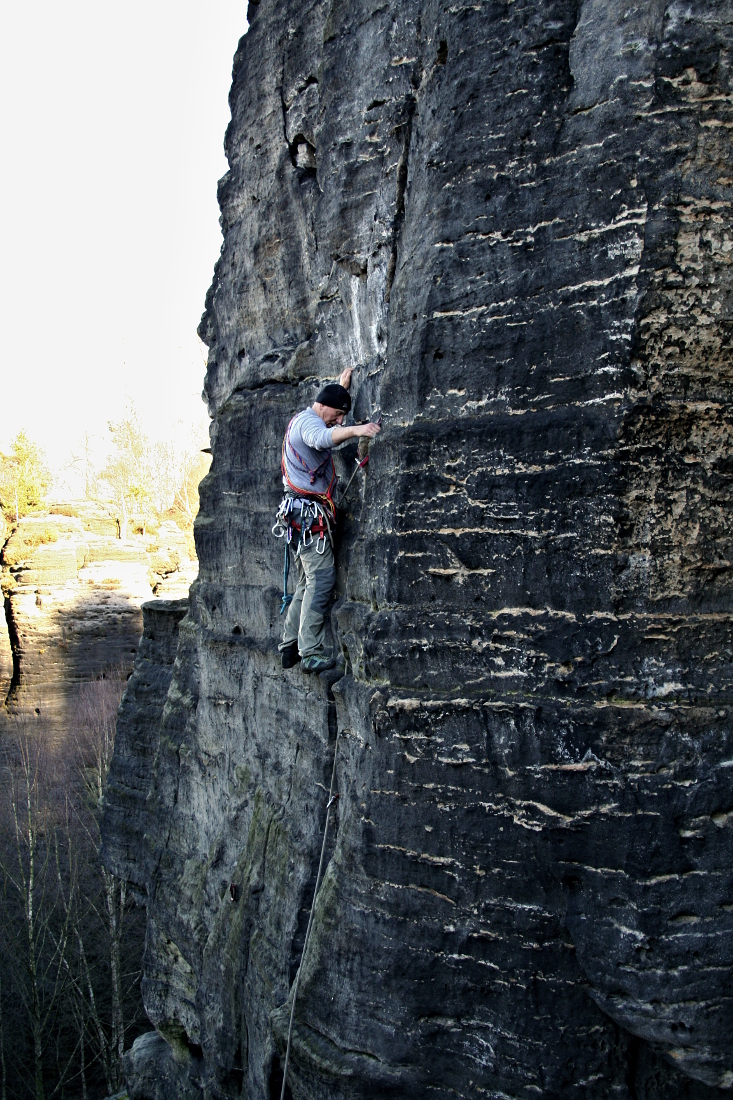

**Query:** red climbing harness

left=286, top=515, right=329, bottom=537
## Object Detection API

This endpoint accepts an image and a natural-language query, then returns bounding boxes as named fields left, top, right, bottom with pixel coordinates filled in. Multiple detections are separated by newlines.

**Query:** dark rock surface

left=102, top=599, right=189, bottom=898
left=103, top=1, right=733, bottom=1096
left=122, top=1030, right=201, bottom=1100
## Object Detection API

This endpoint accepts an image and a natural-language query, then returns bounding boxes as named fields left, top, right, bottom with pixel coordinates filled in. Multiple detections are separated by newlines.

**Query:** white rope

left=280, top=731, right=340, bottom=1100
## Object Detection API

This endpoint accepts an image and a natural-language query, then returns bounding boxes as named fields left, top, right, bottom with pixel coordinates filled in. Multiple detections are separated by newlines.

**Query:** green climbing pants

left=279, top=537, right=336, bottom=659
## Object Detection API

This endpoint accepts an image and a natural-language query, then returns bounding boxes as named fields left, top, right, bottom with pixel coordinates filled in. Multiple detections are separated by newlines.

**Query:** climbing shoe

left=301, top=654, right=336, bottom=673
left=281, top=641, right=300, bottom=669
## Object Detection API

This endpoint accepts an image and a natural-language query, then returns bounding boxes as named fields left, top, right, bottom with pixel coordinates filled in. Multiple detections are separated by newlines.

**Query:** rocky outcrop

left=103, top=1, right=733, bottom=1097
left=1, top=507, right=197, bottom=735
left=102, top=599, right=189, bottom=898
left=122, top=1021, right=201, bottom=1100
left=0, top=615, right=11, bottom=702
left=0, top=511, right=12, bottom=700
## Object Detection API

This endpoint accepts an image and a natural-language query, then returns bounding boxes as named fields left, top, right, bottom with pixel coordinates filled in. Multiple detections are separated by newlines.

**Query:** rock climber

left=273, top=368, right=380, bottom=672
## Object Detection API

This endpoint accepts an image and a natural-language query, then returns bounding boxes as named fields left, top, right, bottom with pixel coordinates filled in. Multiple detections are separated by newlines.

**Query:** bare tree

left=64, top=431, right=101, bottom=501
left=101, top=404, right=155, bottom=539
left=151, top=419, right=210, bottom=524
left=68, top=673, right=142, bottom=1091
left=0, top=681, right=146, bottom=1098
left=0, top=728, right=75, bottom=1100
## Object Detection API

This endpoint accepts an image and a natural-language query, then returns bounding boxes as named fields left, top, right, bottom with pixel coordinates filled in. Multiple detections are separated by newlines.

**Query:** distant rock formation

left=1, top=504, right=197, bottom=735
left=0, top=511, right=11, bottom=700
left=103, top=1, right=733, bottom=1097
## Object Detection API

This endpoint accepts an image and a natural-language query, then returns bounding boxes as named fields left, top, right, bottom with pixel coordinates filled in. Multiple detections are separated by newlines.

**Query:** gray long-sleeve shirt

left=282, top=408, right=336, bottom=495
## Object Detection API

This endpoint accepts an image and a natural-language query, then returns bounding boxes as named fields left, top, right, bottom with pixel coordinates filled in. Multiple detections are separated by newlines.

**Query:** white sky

left=0, top=1, right=248, bottom=474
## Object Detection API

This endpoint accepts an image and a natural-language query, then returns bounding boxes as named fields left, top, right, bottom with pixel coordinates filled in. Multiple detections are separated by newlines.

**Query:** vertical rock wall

left=105, top=2, right=733, bottom=1097
left=103, top=599, right=190, bottom=896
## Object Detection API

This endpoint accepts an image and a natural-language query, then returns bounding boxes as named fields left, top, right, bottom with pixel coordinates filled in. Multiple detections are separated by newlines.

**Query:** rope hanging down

left=280, top=732, right=340, bottom=1100
left=335, top=453, right=369, bottom=507
left=280, top=542, right=293, bottom=615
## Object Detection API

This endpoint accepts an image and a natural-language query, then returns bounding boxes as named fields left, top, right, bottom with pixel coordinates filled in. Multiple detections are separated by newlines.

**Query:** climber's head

left=313, top=383, right=351, bottom=426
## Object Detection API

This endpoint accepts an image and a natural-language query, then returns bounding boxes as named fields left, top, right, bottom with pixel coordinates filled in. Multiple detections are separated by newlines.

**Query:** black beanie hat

left=316, top=383, right=351, bottom=413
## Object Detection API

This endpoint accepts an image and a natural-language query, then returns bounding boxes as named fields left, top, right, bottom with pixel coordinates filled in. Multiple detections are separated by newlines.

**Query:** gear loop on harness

left=273, top=496, right=334, bottom=556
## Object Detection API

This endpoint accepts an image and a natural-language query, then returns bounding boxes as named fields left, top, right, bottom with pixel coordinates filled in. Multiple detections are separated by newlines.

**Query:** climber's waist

left=272, top=496, right=334, bottom=545
left=288, top=517, right=328, bottom=535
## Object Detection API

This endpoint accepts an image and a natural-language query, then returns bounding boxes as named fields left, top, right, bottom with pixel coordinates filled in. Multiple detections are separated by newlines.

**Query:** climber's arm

left=330, top=421, right=380, bottom=446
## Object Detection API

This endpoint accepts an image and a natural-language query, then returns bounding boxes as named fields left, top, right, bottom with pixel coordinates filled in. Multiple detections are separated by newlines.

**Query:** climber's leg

left=297, top=538, right=336, bottom=658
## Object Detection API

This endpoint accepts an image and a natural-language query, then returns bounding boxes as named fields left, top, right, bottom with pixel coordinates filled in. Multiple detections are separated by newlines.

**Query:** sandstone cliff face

left=102, top=599, right=190, bottom=904
left=0, top=511, right=12, bottom=700
left=104, top=2, right=733, bottom=1097
left=1, top=507, right=197, bottom=735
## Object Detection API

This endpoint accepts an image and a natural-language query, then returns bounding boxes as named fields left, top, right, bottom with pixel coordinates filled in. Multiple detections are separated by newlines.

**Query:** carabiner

left=316, top=533, right=327, bottom=555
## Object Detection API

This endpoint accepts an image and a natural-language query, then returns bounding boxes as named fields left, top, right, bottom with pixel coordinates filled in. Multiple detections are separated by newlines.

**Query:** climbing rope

left=280, top=731, right=340, bottom=1100
left=335, top=453, right=369, bottom=507
left=280, top=542, right=293, bottom=615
